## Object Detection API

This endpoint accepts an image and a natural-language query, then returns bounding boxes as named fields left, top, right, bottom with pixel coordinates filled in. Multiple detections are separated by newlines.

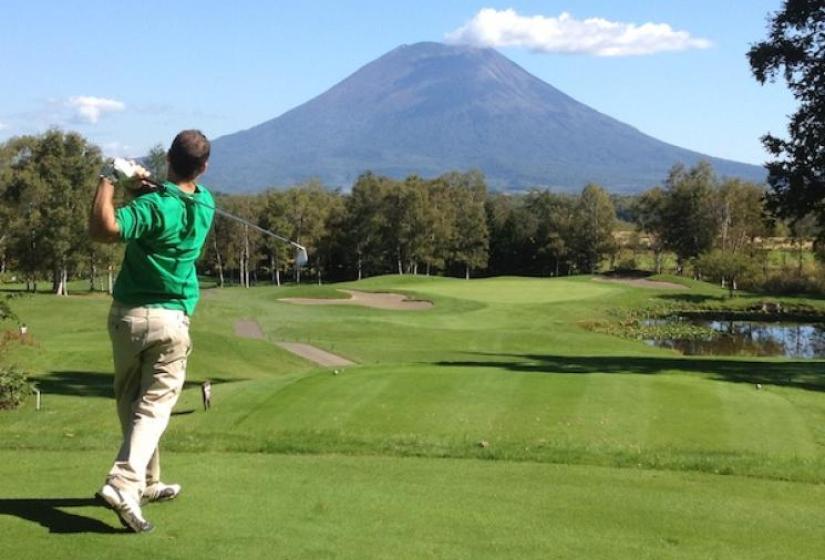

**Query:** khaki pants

left=106, top=303, right=191, bottom=498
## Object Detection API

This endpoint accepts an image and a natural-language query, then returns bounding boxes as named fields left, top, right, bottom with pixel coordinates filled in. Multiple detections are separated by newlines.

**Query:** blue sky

left=0, top=0, right=792, bottom=165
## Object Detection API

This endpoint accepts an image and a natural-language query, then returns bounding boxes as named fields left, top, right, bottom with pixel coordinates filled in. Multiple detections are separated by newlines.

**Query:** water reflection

left=646, top=320, right=825, bottom=358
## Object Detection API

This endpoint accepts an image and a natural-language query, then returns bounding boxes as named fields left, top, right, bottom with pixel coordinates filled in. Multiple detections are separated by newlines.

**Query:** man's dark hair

left=168, top=130, right=210, bottom=180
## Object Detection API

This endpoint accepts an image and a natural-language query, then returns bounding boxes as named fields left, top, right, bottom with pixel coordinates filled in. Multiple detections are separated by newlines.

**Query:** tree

left=204, top=193, right=246, bottom=287
left=715, top=179, right=772, bottom=254
left=397, top=175, right=431, bottom=275
left=1, top=130, right=102, bottom=294
left=144, top=143, right=168, bottom=181
left=524, top=190, right=575, bottom=276
left=421, top=176, right=458, bottom=275
left=569, top=184, right=617, bottom=274
left=444, top=171, right=489, bottom=279
left=695, top=249, right=758, bottom=296
left=222, top=195, right=262, bottom=288
left=1, top=136, right=46, bottom=289
left=486, top=194, right=522, bottom=275
left=634, top=187, right=667, bottom=273
left=749, top=1, right=825, bottom=234
left=380, top=176, right=429, bottom=275
left=259, top=190, right=293, bottom=286
left=661, top=162, right=720, bottom=269
left=314, top=194, right=347, bottom=283
left=345, top=172, right=393, bottom=279
left=0, top=141, right=19, bottom=274
left=284, top=181, right=336, bottom=283
left=788, top=212, right=818, bottom=275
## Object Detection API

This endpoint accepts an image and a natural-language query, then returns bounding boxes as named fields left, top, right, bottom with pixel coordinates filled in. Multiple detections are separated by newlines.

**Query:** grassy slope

left=1, top=275, right=824, bottom=557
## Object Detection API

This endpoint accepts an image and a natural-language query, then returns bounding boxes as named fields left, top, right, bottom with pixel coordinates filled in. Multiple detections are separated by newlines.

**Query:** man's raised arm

left=89, top=177, right=121, bottom=243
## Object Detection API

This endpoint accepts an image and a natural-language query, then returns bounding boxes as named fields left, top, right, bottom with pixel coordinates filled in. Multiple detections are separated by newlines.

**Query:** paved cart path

left=234, top=319, right=355, bottom=367
left=275, top=342, right=355, bottom=367
left=234, top=319, right=266, bottom=339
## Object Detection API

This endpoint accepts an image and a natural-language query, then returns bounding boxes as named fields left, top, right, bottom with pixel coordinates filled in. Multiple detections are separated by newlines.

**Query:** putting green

left=387, top=276, right=620, bottom=304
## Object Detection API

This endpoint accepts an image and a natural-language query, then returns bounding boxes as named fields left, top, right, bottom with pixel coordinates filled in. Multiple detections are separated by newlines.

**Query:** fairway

left=2, top=275, right=825, bottom=558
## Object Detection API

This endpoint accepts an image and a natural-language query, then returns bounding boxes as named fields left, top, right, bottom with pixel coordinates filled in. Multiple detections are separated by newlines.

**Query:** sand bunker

left=281, top=289, right=433, bottom=310
left=593, top=276, right=687, bottom=290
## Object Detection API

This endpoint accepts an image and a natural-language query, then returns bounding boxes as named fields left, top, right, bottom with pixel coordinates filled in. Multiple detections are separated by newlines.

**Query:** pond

left=645, top=318, right=825, bottom=358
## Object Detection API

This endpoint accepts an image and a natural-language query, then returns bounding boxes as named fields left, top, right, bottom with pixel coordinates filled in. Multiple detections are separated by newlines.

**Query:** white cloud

left=100, top=141, right=134, bottom=158
left=67, top=96, right=125, bottom=124
left=0, top=121, right=7, bottom=131
left=445, top=9, right=712, bottom=56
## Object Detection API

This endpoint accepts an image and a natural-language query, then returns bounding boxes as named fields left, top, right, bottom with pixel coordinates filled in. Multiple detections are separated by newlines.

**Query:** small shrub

left=695, top=250, right=760, bottom=292
left=754, top=267, right=825, bottom=295
left=0, top=300, right=16, bottom=322
left=614, top=253, right=639, bottom=272
left=0, top=366, right=31, bottom=410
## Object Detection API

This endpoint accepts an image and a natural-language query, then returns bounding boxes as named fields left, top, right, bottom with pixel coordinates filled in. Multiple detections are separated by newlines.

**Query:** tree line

left=199, top=170, right=618, bottom=285
left=0, top=130, right=623, bottom=292
left=1, top=129, right=822, bottom=295
left=633, top=161, right=774, bottom=291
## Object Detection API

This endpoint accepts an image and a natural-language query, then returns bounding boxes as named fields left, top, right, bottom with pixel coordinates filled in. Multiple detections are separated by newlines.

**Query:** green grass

left=2, top=450, right=823, bottom=560
left=1, top=274, right=825, bottom=558
left=270, top=284, right=352, bottom=299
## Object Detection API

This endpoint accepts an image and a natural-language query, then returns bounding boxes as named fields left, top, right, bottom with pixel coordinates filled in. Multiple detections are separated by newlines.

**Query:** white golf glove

left=101, top=158, right=151, bottom=187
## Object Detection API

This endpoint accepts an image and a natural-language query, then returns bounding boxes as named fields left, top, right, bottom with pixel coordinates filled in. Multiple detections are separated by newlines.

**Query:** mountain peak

left=390, top=41, right=489, bottom=55
left=205, top=43, right=764, bottom=192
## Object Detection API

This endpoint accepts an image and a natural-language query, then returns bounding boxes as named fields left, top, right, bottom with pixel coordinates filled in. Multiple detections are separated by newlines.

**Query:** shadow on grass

left=33, top=371, right=243, bottom=399
left=0, top=497, right=123, bottom=534
left=655, top=291, right=825, bottom=304
left=171, top=409, right=196, bottom=416
left=435, top=352, right=825, bottom=392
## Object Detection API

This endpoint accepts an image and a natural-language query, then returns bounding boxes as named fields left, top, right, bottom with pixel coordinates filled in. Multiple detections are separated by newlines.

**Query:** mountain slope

left=205, top=42, right=765, bottom=192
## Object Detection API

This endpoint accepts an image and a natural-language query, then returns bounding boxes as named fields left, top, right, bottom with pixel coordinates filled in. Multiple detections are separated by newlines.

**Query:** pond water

left=645, top=319, right=825, bottom=358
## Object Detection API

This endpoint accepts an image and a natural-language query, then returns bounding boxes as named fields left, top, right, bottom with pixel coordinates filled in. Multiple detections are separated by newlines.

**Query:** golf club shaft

left=139, top=178, right=305, bottom=250
left=212, top=207, right=302, bottom=249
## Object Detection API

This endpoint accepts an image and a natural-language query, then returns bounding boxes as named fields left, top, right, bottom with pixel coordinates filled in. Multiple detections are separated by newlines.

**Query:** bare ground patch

left=281, top=289, right=432, bottom=310
left=592, top=276, right=688, bottom=290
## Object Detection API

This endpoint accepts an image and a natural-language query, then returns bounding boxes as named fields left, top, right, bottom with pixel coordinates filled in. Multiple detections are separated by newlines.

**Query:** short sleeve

left=116, top=197, right=165, bottom=241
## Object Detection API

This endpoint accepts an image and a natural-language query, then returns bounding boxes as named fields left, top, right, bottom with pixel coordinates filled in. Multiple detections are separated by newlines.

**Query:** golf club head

left=295, top=246, right=309, bottom=267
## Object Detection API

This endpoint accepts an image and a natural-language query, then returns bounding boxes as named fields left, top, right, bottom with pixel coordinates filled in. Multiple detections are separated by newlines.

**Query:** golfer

left=88, top=130, right=215, bottom=533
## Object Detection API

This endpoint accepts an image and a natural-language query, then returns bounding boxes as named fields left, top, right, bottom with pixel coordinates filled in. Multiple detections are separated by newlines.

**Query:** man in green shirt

left=89, top=130, right=214, bottom=533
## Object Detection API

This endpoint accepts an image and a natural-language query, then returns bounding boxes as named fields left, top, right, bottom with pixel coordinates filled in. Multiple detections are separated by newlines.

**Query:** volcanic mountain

left=205, top=42, right=765, bottom=192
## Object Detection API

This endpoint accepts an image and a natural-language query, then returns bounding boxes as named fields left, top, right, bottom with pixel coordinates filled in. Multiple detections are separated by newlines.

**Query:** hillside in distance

left=205, top=42, right=765, bottom=193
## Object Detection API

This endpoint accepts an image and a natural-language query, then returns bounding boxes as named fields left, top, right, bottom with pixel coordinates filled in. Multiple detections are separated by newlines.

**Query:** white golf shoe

left=96, top=483, right=154, bottom=533
left=142, top=482, right=182, bottom=505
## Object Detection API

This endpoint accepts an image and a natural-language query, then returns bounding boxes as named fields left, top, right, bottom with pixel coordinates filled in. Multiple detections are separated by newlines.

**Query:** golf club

left=110, top=158, right=309, bottom=267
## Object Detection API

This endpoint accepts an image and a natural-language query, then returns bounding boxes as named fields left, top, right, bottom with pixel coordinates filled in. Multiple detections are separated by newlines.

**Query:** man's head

left=167, top=130, right=210, bottom=181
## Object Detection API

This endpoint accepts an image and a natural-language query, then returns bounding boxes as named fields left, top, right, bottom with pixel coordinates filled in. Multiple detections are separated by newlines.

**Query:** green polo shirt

left=113, top=182, right=214, bottom=316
